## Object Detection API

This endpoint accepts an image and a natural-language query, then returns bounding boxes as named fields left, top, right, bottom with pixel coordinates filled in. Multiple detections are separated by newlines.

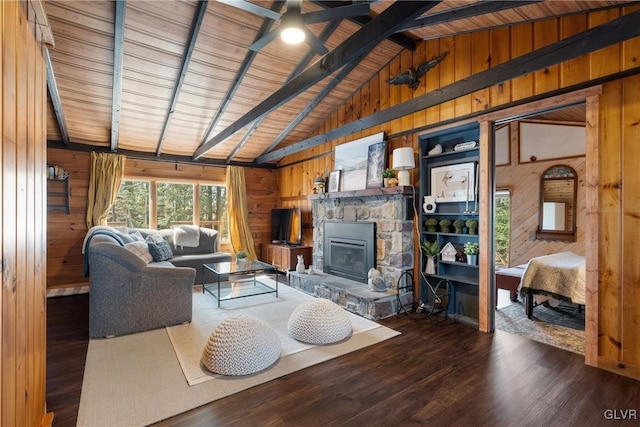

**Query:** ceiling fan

left=218, top=0, right=371, bottom=55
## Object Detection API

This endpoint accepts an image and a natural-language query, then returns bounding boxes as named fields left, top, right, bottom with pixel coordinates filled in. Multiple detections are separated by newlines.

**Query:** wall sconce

left=392, top=147, right=415, bottom=186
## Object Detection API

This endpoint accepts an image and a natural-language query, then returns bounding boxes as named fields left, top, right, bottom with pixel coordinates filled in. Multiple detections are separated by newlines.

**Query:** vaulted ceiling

left=44, top=0, right=634, bottom=166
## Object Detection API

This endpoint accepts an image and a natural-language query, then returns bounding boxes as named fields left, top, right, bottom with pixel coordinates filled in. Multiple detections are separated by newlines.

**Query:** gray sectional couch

left=84, top=225, right=232, bottom=337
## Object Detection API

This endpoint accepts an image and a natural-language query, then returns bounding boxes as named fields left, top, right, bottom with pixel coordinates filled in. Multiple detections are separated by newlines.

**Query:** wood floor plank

left=45, top=286, right=639, bottom=427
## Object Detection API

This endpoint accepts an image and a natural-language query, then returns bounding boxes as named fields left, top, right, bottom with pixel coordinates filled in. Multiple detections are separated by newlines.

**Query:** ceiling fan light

left=281, top=26, right=305, bottom=44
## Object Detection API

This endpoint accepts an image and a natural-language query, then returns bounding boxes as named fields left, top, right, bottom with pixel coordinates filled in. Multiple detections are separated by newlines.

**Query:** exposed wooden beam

left=47, top=140, right=276, bottom=169
left=156, top=0, right=208, bottom=156
left=110, top=0, right=126, bottom=151
left=44, top=48, right=70, bottom=145
left=227, top=19, right=342, bottom=163
left=193, top=1, right=440, bottom=160
left=199, top=1, right=286, bottom=147
left=312, top=0, right=416, bottom=51
left=256, top=9, right=640, bottom=163
left=398, top=0, right=540, bottom=32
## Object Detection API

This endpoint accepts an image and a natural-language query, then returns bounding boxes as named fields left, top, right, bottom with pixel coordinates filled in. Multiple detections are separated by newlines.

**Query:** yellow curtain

left=226, top=166, right=258, bottom=259
left=86, top=152, right=126, bottom=229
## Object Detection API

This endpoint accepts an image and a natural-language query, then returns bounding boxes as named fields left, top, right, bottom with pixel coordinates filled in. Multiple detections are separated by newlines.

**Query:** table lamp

left=392, top=147, right=415, bottom=186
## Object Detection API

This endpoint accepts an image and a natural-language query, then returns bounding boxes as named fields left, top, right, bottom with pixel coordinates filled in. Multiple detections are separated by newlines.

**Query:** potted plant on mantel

left=382, top=168, right=397, bottom=187
left=463, top=242, right=479, bottom=265
left=235, top=250, right=248, bottom=265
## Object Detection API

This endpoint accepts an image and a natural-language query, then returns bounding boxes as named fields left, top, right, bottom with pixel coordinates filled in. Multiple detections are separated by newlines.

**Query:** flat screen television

left=270, top=208, right=302, bottom=246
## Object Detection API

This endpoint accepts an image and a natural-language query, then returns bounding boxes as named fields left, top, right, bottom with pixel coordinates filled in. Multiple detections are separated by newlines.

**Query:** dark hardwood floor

left=47, top=288, right=639, bottom=427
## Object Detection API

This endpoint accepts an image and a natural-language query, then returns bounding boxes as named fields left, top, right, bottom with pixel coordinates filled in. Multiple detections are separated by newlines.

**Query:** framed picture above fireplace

left=334, top=132, right=385, bottom=191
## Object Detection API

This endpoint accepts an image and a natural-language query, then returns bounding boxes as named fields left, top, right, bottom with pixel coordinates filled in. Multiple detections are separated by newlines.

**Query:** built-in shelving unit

left=419, top=122, right=480, bottom=328
left=47, top=177, right=70, bottom=213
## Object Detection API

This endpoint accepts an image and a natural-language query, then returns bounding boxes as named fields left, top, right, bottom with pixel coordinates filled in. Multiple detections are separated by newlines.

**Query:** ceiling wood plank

left=227, top=19, right=341, bottom=163
left=155, top=0, right=208, bottom=156
left=193, top=1, right=441, bottom=160
left=199, top=1, right=286, bottom=147
left=45, top=48, right=70, bottom=145
left=256, top=9, right=640, bottom=163
left=110, top=0, right=126, bottom=151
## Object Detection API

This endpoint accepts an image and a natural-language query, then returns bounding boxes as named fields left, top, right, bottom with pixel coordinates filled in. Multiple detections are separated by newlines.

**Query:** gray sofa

left=84, top=226, right=232, bottom=284
left=84, top=225, right=232, bottom=337
left=88, top=242, right=196, bottom=337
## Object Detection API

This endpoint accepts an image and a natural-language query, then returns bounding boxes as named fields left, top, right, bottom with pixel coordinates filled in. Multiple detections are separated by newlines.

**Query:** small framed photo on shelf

left=328, top=170, right=341, bottom=193
left=430, top=162, right=476, bottom=203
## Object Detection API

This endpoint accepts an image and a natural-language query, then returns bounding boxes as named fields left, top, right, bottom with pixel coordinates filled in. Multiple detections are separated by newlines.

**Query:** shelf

left=439, top=260, right=478, bottom=269
left=422, top=231, right=479, bottom=238
left=424, top=273, right=479, bottom=286
left=423, top=147, right=478, bottom=160
left=307, top=185, right=413, bottom=200
left=421, top=212, right=479, bottom=217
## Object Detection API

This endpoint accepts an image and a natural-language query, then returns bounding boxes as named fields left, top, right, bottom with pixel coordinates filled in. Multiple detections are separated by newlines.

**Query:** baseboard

left=46, top=285, right=89, bottom=298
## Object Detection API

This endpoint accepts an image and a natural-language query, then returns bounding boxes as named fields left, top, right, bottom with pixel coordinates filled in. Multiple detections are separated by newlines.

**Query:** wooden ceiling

left=44, top=0, right=632, bottom=165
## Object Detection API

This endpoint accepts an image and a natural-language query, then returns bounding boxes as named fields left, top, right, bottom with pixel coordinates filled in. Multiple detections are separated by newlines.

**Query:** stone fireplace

left=287, top=187, right=415, bottom=319
left=311, top=188, right=414, bottom=292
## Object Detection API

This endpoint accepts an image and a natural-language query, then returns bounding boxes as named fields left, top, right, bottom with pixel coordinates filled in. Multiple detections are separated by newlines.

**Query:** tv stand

left=261, top=243, right=312, bottom=273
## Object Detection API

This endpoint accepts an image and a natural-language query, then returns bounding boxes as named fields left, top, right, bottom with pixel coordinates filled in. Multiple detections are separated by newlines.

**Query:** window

left=108, top=181, right=150, bottom=228
left=157, top=183, right=194, bottom=229
left=199, top=185, right=228, bottom=240
left=107, top=180, right=228, bottom=241
left=494, top=189, right=511, bottom=267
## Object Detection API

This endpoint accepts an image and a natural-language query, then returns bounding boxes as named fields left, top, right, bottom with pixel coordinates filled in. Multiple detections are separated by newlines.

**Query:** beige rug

left=167, top=281, right=383, bottom=385
left=77, top=282, right=400, bottom=427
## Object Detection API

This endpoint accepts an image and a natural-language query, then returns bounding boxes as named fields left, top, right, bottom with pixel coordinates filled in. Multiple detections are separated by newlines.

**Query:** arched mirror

left=535, top=165, right=577, bottom=242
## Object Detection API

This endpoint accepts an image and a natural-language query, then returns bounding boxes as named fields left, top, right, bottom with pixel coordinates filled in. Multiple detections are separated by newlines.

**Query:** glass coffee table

left=202, top=260, right=279, bottom=307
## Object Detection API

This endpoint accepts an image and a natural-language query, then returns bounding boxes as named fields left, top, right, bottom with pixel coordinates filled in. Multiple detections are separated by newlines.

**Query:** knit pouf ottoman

left=202, top=314, right=281, bottom=376
left=287, top=299, right=353, bottom=344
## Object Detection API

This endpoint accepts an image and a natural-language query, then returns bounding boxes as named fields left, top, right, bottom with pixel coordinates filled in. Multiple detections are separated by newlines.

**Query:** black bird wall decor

left=386, top=51, right=449, bottom=90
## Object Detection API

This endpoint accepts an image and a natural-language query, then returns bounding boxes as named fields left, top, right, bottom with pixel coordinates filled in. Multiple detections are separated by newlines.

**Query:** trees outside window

left=107, top=180, right=228, bottom=240
left=107, top=181, right=150, bottom=228
left=494, top=189, right=511, bottom=267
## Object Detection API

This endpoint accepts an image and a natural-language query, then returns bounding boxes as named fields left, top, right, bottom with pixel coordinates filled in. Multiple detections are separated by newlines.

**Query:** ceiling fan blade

left=217, top=0, right=282, bottom=22
left=303, top=28, right=329, bottom=55
left=248, top=28, right=281, bottom=52
left=303, top=3, right=370, bottom=24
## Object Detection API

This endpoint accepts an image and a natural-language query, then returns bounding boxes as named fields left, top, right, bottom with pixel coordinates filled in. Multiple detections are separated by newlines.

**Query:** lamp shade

left=280, top=14, right=305, bottom=44
left=392, top=147, right=415, bottom=170
left=392, top=147, right=415, bottom=187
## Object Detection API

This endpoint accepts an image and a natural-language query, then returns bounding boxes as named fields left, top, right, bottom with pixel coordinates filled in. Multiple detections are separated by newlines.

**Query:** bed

left=519, top=251, right=586, bottom=318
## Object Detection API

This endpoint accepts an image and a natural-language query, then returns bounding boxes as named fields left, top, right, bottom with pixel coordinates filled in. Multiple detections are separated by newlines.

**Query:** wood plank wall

left=46, top=148, right=277, bottom=288
left=276, top=7, right=640, bottom=379
left=1, top=2, right=48, bottom=426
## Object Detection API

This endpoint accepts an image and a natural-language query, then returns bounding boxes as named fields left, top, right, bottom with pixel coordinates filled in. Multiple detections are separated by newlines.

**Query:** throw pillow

left=147, top=239, right=173, bottom=262
left=146, top=232, right=165, bottom=243
left=125, top=242, right=153, bottom=263
left=129, top=230, right=146, bottom=242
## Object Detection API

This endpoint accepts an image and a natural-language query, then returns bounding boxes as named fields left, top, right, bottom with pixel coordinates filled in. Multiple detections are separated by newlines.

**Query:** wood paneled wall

left=46, top=149, right=277, bottom=288
left=277, top=7, right=640, bottom=379
left=1, top=1, right=49, bottom=425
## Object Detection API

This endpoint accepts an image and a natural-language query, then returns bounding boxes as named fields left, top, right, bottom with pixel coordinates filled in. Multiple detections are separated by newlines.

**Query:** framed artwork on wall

left=365, top=141, right=386, bottom=188
left=328, top=170, right=341, bottom=193
left=430, top=161, right=476, bottom=203
left=334, top=132, right=385, bottom=191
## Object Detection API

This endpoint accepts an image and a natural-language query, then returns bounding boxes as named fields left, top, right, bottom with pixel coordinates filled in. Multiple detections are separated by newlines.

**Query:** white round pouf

left=202, top=314, right=281, bottom=376
left=288, top=299, right=353, bottom=344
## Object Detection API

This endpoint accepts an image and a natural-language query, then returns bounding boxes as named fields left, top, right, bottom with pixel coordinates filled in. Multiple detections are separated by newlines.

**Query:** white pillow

left=125, top=242, right=153, bottom=263
left=146, top=232, right=165, bottom=243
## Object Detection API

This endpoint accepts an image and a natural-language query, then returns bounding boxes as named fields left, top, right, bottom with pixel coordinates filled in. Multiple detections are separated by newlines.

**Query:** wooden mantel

left=307, top=186, right=414, bottom=200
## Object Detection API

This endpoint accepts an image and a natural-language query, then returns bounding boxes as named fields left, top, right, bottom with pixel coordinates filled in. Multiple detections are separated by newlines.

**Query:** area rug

left=495, top=300, right=585, bottom=355
left=77, top=282, right=400, bottom=427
